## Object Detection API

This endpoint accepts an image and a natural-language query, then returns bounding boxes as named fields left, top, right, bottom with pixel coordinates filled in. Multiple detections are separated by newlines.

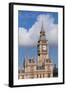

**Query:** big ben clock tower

left=37, top=23, right=49, bottom=66
left=19, top=22, right=53, bottom=79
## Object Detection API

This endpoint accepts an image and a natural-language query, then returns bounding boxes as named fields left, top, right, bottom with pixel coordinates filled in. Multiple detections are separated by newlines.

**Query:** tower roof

left=40, top=21, right=45, bottom=33
left=40, top=23, right=45, bottom=37
left=38, top=22, right=47, bottom=42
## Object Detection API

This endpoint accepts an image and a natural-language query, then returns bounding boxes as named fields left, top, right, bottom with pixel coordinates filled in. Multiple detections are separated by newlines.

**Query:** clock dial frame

left=42, top=45, right=47, bottom=50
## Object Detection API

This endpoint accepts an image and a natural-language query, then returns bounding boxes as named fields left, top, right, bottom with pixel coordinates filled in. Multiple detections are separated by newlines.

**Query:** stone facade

left=18, top=24, right=53, bottom=79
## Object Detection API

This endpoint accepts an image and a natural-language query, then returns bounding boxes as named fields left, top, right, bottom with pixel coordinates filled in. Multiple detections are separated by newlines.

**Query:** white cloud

left=18, top=14, right=58, bottom=47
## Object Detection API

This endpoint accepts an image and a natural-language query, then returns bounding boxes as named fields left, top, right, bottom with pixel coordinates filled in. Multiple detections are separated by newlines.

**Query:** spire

left=40, top=21, right=45, bottom=37
left=38, top=20, right=46, bottom=41
left=40, top=20, right=45, bottom=34
left=41, top=21, right=44, bottom=32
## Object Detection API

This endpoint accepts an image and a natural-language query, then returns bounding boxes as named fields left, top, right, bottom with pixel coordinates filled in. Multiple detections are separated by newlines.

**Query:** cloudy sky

left=18, top=10, right=58, bottom=69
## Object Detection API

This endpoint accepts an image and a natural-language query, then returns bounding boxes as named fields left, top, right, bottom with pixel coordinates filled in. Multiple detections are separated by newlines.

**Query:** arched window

left=37, top=74, right=38, bottom=78
left=43, top=74, right=45, bottom=77
left=22, top=75, right=24, bottom=79
left=48, top=73, right=50, bottom=77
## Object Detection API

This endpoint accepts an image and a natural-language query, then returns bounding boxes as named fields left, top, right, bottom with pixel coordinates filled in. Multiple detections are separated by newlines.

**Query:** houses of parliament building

left=18, top=24, right=55, bottom=79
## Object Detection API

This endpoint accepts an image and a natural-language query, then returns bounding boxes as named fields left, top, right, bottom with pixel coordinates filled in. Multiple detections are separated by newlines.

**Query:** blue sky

left=18, top=10, right=58, bottom=69
left=18, top=11, right=58, bottom=29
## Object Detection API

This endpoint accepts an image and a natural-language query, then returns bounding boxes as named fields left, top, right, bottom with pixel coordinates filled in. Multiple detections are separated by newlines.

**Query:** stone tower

left=37, top=23, right=49, bottom=66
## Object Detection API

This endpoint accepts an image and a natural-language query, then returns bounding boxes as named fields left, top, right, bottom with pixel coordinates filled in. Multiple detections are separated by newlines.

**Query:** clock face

left=43, top=45, right=46, bottom=50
